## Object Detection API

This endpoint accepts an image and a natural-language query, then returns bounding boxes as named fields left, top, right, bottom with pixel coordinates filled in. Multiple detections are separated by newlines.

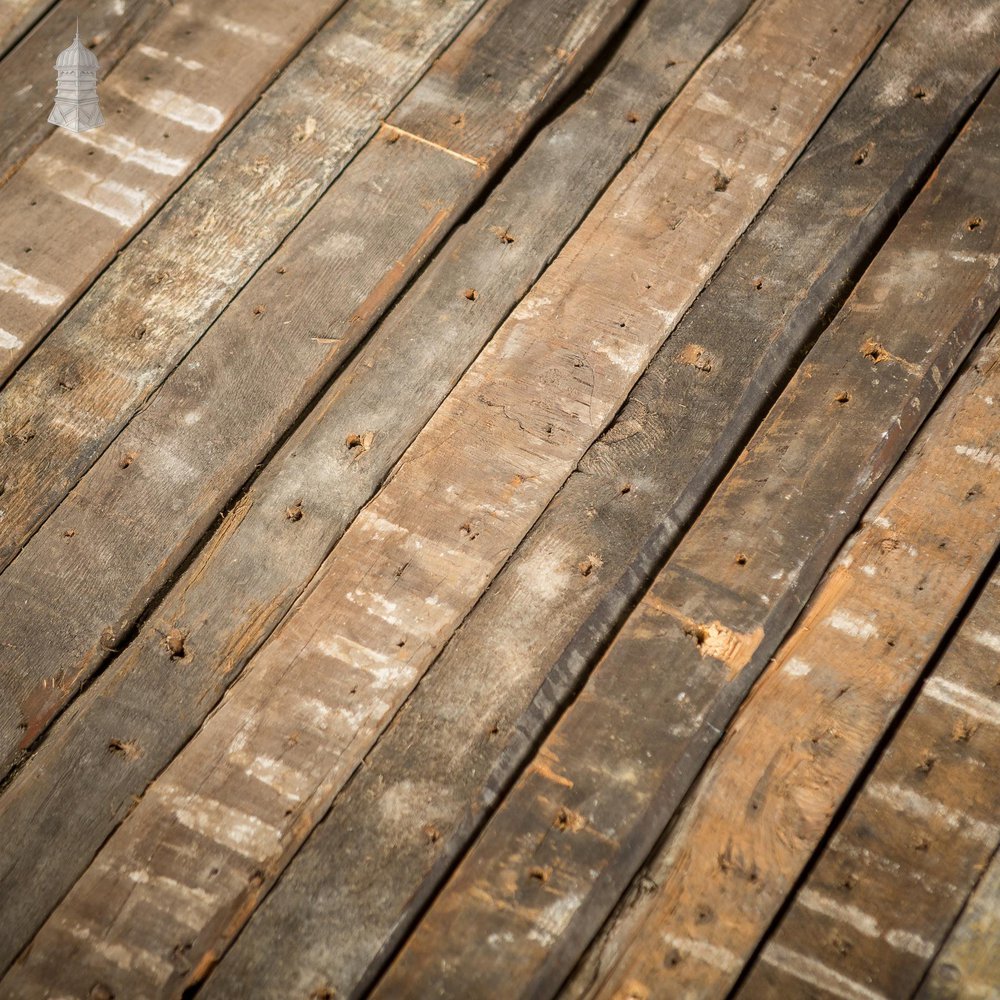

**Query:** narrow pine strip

left=0, top=0, right=353, bottom=380
left=917, top=846, right=1000, bottom=999
left=0, top=0, right=756, bottom=978
left=0, top=0, right=168, bottom=186
left=375, top=80, right=1000, bottom=997
left=0, top=0, right=48, bottom=57
left=200, top=2, right=1000, bottom=996
left=2, top=0, right=594, bottom=768
left=0, top=0, right=903, bottom=994
left=568, top=327, right=1000, bottom=998
left=736, top=559, right=1000, bottom=998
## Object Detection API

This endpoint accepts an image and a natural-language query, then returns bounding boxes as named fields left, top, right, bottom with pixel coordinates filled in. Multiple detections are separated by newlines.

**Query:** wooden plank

left=916, top=846, right=1000, bottom=1000
left=200, top=2, right=1000, bottom=996
left=567, top=327, right=1000, bottom=999
left=0, top=0, right=48, bottom=58
left=374, top=79, right=1000, bottom=998
left=0, top=0, right=169, bottom=186
left=736, top=567, right=1000, bottom=999
left=1, top=0, right=600, bottom=769
left=0, top=0, right=350, bottom=381
left=0, top=0, right=757, bottom=979
left=0, top=0, right=902, bottom=994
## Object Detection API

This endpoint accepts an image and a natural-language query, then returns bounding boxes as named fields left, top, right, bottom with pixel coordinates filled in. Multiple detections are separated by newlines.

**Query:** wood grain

left=0, top=0, right=900, bottom=994
left=917, top=845, right=1000, bottom=999
left=375, top=76, right=1000, bottom=999
left=0, top=0, right=755, bottom=980
left=570, top=325, right=1000, bottom=999
left=200, top=2, right=1000, bottom=996
left=0, top=0, right=48, bottom=58
left=0, top=0, right=170, bottom=186
left=0, top=0, right=348, bottom=381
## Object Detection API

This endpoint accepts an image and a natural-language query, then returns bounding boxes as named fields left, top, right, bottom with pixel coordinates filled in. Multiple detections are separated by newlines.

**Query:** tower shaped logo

left=48, top=22, right=104, bottom=133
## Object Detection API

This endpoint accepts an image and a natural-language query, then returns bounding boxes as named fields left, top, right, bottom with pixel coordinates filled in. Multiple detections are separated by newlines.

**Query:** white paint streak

left=127, top=87, right=225, bottom=132
left=923, top=676, right=1000, bottom=726
left=867, top=782, right=1000, bottom=844
left=0, top=261, right=64, bottom=306
left=762, top=942, right=889, bottom=1000
left=659, top=933, right=742, bottom=973
left=161, top=785, right=281, bottom=859
left=136, top=42, right=204, bottom=70
left=827, top=609, right=877, bottom=640
left=970, top=630, right=1000, bottom=654
left=784, top=657, right=812, bottom=678
left=0, top=327, right=25, bottom=349
left=68, top=129, right=187, bottom=176
left=955, top=443, right=1000, bottom=472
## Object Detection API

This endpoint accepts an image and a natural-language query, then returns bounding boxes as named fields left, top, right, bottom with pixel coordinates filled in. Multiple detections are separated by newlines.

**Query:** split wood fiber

left=0, top=0, right=756, bottom=978
left=0, top=0, right=352, bottom=381
left=0, top=0, right=170, bottom=186
left=374, top=77, right=1000, bottom=998
left=569, top=326, right=1000, bottom=998
left=0, top=0, right=905, bottom=994
left=0, top=0, right=625, bottom=773
left=916, top=846, right=1000, bottom=999
left=200, top=1, right=1000, bottom=996
left=0, top=0, right=486, bottom=570
left=0, top=0, right=49, bottom=57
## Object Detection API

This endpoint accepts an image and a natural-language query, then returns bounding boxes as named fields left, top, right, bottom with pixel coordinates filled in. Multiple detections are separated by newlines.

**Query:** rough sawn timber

left=0, top=0, right=755, bottom=980
left=569, top=324, right=1000, bottom=999
left=0, top=0, right=905, bottom=993
left=0, top=0, right=49, bottom=58
left=374, top=77, right=1000, bottom=998
left=200, top=1, right=1000, bottom=996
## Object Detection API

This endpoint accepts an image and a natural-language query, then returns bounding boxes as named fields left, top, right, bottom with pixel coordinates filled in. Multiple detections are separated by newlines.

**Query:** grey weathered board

left=0, top=0, right=350, bottom=380
left=0, top=0, right=169, bottom=185
left=0, top=0, right=49, bottom=58
left=0, top=0, right=755, bottom=978
left=0, top=0, right=902, bottom=993
left=0, top=0, right=628, bottom=773
left=199, top=1, right=1000, bottom=996
left=738, top=553, right=1000, bottom=998
left=568, top=324, right=1000, bottom=998
left=373, top=76, right=1000, bottom=998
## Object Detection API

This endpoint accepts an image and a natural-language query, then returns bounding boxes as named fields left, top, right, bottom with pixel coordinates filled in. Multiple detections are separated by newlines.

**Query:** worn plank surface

left=0, top=0, right=170, bottom=186
left=917, top=845, right=1000, bottom=999
left=201, top=1, right=1000, bottom=996
left=0, top=0, right=756, bottom=980
left=0, top=0, right=901, bottom=994
left=375, top=77, right=1000, bottom=998
left=1, top=0, right=622, bottom=772
left=0, top=0, right=48, bottom=57
left=569, top=326, right=1000, bottom=999
left=0, top=0, right=350, bottom=381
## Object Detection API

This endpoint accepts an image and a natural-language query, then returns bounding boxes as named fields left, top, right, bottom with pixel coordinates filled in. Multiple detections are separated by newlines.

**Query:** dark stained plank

left=0, top=0, right=903, bottom=993
left=373, top=76, right=1000, bottom=999
left=0, top=0, right=170, bottom=186
left=0, top=0, right=626, bottom=771
left=0, top=0, right=354, bottom=381
left=0, top=0, right=757, bottom=980
left=198, top=2, right=1000, bottom=996
left=916, top=845, right=1000, bottom=1000
left=567, top=326, right=1000, bottom=999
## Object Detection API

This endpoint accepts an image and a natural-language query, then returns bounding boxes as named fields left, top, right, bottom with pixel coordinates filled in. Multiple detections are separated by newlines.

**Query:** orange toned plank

left=0, top=0, right=904, bottom=994
left=376, top=81, right=1000, bottom=996
left=917, top=846, right=1000, bottom=999
left=570, top=326, right=1000, bottom=998
left=0, top=0, right=346, bottom=380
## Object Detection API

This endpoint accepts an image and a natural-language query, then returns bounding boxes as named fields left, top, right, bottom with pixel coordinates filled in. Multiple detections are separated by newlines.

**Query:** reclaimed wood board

left=0, top=0, right=626, bottom=772
left=199, top=1, right=1000, bottom=995
left=0, top=0, right=756, bottom=977
left=0, top=0, right=349, bottom=381
left=916, top=844, right=1000, bottom=999
left=374, top=77, right=1000, bottom=998
left=0, top=0, right=905, bottom=993
left=0, top=0, right=170, bottom=186
left=0, top=0, right=49, bottom=58
left=568, top=324, right=1000, bottom=999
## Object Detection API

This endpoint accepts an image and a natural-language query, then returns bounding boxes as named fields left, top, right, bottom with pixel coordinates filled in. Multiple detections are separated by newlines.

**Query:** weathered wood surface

left=917, top=844, right=1000, bottom=999
left=201, top=1, right=1000, bottom=996
left=737, top=561, right=1000, bottom=999
left=2, top=0, right=617, bottom=770
left=0, top=0, right=170, bottom=186
left=374, top=78, right=1000, bottom=998
left=0, top=0, right=48, bottom=57
left=0, top=0, right=354, bottom=381
left=568, top=326, right=1000, bottom=999
left=0, top=0, right=901, bottom=994
left=0, top=0, right=756, bottom=980
left=0, top=0, right=483, bottom=566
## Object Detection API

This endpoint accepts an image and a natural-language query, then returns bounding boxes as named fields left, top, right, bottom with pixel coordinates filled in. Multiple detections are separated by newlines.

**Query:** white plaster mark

left=867, top=782, right=1000, bottom=844
left=67, top=128, right=187, bottom=176
left=923, top=676, right=1000, bottom=726
left=0, top=261, right=65, bottom=307
left=827, top=609, right=877, bottom=640
left=126, top=87, right=225, bottom=132
left=659, top=933, right=742, bottom=973
left=160, top=785, right=281, bottom=859
left=136, top=42, right=204, bottom=70
left=0, top=327, right=25, bottom=350
left=211, top=14, right=283, bottom=46
left=955, top=443, right=1000, bottom=472
left=970, top=630, right=1000, bottom=654
left=761, top=942, right=889, bottom=1000
left=784, top=657, right=812, bottom=678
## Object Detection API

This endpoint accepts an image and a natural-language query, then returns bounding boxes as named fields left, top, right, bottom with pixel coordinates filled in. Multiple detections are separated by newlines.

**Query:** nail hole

left=967, top=216, right=983, bottom=231
left=735, top=553, right=748, bottom=566
left=713, top=171, right=730, bottom=192
left=853, top=144, right=871, bottom=166
left=285, top=500, right=303, bottom=522
left=834, top=391, right=850, bottom=405
left=164, top=628, right=187, bottom=660
left=463, top=288, right=478, bottom=301
left=912, top=86, right=928, bottom=100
